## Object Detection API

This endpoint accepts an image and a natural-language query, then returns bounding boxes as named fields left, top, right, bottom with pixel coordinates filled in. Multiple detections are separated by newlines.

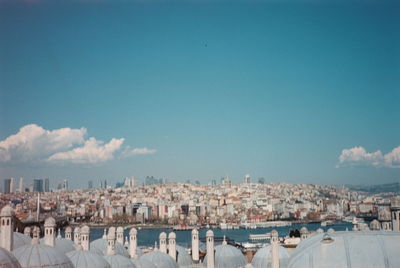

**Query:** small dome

left=81, top=225, right=90, bottom=234
left=13, top=232, right=32, bottom=250
left=117, top=227, right=124, bottom=233
left=74, top=227, right=80, bottom=233
left=159, top=232, right=167, bottom=239
left=271, top=230, right=278, bottom=237
left=327, top=228, right=334, bottom=234
left=369, top=220, right=381, bottom=230
left=108, top=227, right=116, bottom=235
left=13, top=243, right=74, bottom=268
left=65, top=227, right=72, bottom=233
left=168, top=232, right=176, bottom=239
left=103, top=254, right=137, bottom=268
left=175, top=245, right=192, bottom=268
left=206, top=230, right=214, bottom=237
left=129, top=228, right=137, bottom=235
left=131, top=259, right=156, bottom=268
left=191, top=229, right=198, bottom=235
left=316, top=228, right=324, bottom=234
left=140, top=251, right=179, bottom=268
left=67, top=250, right=111, bottom=268
left=0, top=247, right=21, bottom=268
left=203, top=244, right=246, bottom=268
left=1, top=205, right=15, bottom=217
left=44, top=217, right=56, bottom=227
left=300, top=227, right=308, bottom=234
left=287, top=231, right=400, bottom=268
left=40, top=237, right=75, bottom=254
left=251, top=245, right=290, bottom=268
left=90, top=238, right=129, bottom=257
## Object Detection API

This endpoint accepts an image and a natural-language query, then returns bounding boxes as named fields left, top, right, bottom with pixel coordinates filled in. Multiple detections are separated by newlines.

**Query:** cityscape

left=1, top=0, right=399, bottom=267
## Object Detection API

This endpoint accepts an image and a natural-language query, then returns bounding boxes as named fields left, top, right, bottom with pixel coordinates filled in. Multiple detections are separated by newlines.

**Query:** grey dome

left=287, top=231, right=400, bottom=268
left=251, top=245, right=290, bottom=268
left=13, top=233, right=32, bottom=250
left=39, top=237, right=75, bottom=254
left=140, top=250, right=179, bottom=268
left=130, top=259, right=157, bottom=268
left=90, top=238, right=129, bottom=257
left=12, top=243, right=74, bottom=268
left=175, top=245, right=192, bottom=268
left=1, top=206, right=15, bottom=217
left=0, top=247, right=22, bottom=268
left=203, top=244, right=247, bottom=268
left=103, top=254, right=137, bottom=268
left=67, top=250, right=111, bottom=268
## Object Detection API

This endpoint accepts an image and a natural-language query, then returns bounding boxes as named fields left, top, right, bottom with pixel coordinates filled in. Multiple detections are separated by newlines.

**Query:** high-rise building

left=244, top=174, right=251, bottom=184
left=64, top=179, right=68, bottom=190
left=104, top=180, right=107, bottom=188
left=124, top=177, right=135, bottom=188
left=10, top=178, right=15, bottom=193
left=44, top=178, right=50, bottom=192
left=33, top=179, right=44, bottom=192
left=3, top=179, right=11, bottom=194
left=258, top=177, right=265, bottom=184
left=88, top=180, right=93, bottom=189
left=19, top=177, right=24, bottom=192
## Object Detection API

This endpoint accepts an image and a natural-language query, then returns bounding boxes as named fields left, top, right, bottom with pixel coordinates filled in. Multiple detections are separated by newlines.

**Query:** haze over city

left=1, top=0, right=399, bottom=189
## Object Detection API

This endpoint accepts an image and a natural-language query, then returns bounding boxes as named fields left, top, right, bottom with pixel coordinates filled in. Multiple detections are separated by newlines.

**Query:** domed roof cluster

left=90, top=236, right=130, bottom=257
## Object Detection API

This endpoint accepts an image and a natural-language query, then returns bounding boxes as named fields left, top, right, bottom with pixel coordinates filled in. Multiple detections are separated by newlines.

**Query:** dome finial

left=222, top=235, right=227, bottom=245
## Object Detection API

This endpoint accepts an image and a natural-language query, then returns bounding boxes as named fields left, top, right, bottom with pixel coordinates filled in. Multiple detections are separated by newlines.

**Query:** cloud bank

left=0, top=124, right=156, bottom=165
left=337, top=146, right=400, bottom=168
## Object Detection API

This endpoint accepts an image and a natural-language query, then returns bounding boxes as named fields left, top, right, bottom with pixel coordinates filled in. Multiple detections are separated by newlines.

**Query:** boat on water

left=173, top=224, right=194, bottom=231
left=321, top=220, right=334, bottom=227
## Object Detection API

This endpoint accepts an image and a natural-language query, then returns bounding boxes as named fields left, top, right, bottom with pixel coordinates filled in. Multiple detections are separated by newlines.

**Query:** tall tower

left=0, top=206, right=14, bottom=251
left=81, top=225, right=90, bottom=251
left=206, top=230, right=214, bottom=268
left=74, top=227, right=81, bottom=246
left=129, top=228, right=138, bottom=259
left=168, top=232, right=176, bottom=261
left=191, top=228, right=199, bottom=263
left=44, top=178, right=50, bottom=192
left=116, top=226, right=124, bottom=245
left=44, top=217, right=56, bottom=247
left=271, top=229, right=280, bottom=268
left=10, top=178, right=15, bottom=193
left=19, top=177, right=24, bottom=192
left=159, top=232, right=167, bottom=254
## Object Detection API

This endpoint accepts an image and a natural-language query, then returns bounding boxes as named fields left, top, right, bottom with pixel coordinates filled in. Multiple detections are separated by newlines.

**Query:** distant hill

left=346, top=182, right=400, bottom=194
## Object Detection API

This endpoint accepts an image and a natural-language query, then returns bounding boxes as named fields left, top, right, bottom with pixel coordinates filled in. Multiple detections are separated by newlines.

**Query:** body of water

left=87, top=221, right=354, bottom=248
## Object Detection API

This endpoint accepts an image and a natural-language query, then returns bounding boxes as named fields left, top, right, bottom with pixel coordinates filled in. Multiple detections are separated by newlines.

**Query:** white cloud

left=48, top=137, right=125, bottom=164
left=0, top=124, right=86, bottom=163
left=122, top=146, right=157, bottom=157
left=0, top=124, right=156, bottom=165
left=337, top=146, right=400, bottom=168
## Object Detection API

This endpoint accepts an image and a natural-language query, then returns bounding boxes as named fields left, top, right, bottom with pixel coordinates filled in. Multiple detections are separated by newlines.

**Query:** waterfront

left=85, top=222, right=354, bottom=247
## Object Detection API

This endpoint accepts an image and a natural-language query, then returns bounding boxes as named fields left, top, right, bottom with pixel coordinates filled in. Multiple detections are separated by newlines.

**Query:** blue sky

left=0, top=0, right=399, bottom=189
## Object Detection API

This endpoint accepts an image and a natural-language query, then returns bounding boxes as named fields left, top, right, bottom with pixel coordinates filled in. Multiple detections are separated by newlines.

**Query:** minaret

left=271, top=229, right=279, bottom=268
left=129, top=228, right=138, bottom=259
left=206, top=230, right=214, bottom=268
left=300, top=227, right=309, bottom=240
left=80, top=225, right=90, bottom=251
left=159, top=232, right=167, bottom=254
left=24, top=226, right=31, bottom=237
left=106, top=228, right=116, bottom=256
left=116, top=226, right=124, bottom=245
left=65, top=226, right=72, bottom=240
left=74, top=227, right=80, bottom=246
left=191, top=228, right=199, bottom=263
left=168, top=232, right=176, bottom=261
left=0, top=206, right=14, bottom=251
left=44, top=217, right=56, bottom=247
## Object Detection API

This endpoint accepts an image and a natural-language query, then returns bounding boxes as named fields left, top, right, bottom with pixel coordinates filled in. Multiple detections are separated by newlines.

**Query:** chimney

left=168, top=232, right=176, bottom=261
left=0, top=206, right=14, bottom=251
left=80, top=225, right=90, bottom=251
left=206, top=230, right=214, bottom=268
left=271, top=229, right=279, bottom=268
left=44, top=217, right=56, bottom=247
left=191, top=228, right=199, bottom=263
left=129, top=228, right=138, bottom=259
left=159, top=232, right=167, bottom=254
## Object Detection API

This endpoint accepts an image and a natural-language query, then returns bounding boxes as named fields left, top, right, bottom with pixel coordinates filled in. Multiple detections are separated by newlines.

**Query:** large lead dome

left=203, top=244, right=247, bottom=268
left=287, top=231, right=400, bottom=268
left=140, top=250, right=179, bottom=268
left=0, top=247, right=21, bottom=268
left=251, top=244, right=290, bottom=268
